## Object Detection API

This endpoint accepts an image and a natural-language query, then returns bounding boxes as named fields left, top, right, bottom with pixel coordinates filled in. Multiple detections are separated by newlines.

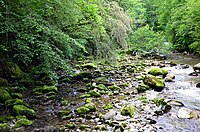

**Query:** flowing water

left=155, top=53, right=200, bottom=132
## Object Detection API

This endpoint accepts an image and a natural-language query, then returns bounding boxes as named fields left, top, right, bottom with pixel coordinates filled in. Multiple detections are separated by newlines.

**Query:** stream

left=155, top=53, right=200, bottom=132
left=23, top=53, right=200, bottom=132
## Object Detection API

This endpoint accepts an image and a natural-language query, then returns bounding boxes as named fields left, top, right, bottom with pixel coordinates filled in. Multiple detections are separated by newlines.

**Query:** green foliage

left=189, top=41, right=200, bottom=54
left=2, top=0, right=199, bottom=85
left=0, top=0, right=135, bottom=83
left=129, top=25, right=171, bottom=54
left=145, top=0, right=200, bottom=54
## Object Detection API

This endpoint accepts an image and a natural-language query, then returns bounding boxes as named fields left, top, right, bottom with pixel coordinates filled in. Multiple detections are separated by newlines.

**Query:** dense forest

left=1, top=0, right=200, bottom=79
left=0, top=0, right=200, bottom=131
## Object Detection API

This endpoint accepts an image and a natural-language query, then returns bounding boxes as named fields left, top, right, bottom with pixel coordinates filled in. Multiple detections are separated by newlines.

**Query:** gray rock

left=114, top=114, right=129, bottom=121
left=177, top=107, right=199, bottom=119
left=151, top=61, right=160, bottom=66
left=167, top=100, right=184, bottom=107
left=103, top=109, right=116, bottom=120
left=164, top=77, right=173, bottom=82
left=166, top=73, right=175, bottom=79
left=193, top=63, right=200, bottom=71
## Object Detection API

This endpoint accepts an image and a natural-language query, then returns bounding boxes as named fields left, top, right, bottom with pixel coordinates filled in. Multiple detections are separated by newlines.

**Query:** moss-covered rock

left=85, top=103, right=96, bottom=112
left=143, top=74, right=165, bottom=92
left=58, top=110, right=71, bottom=117
left=13, top=118, right=33, bottom=128
left=138, top=96, right=148, bottom=103
left=148, top=67, right=168, bottom=77
left=103, top=103, right=113, bottom=110
left=81, top=63, right=97, bottom=69
left=46, top=91, right=56, bottom=96
left=66, top=123, right=75, bottom=129
left=0, top=78, right=8, bottom=86
left=42, top=85, right=58, bottom=93
left=109, top=84, right=122, bottom=91
left=121, top=104, right=135, bottom=117
left=11, top=93, right=23, bottom=99
left=95, top=77, right=108, bottom=83
left=97, top=84, right=107, bottom=90
left=85, top=98, right=92, bottom=103
left=62, top=113, right=73, bottom=120
left=154, top=98, right=166, bottom=106
left=79, top=124, right=90, bottom=130
left=137, top=83, right=150, bottom=93
left=60, top=99, right=68, bottom=106
left=0, top=115, right=14, bottom=123
left=0, top=89, right=11, bottom=103
left=32, top=85, right=57, bottom=94
left=88, top=90, right=101, bottom=97
left=0, top=62, right=22, bottom=79
left=0, top=123, right=11, bottom=132
left=154, top=98, right=171, bottom=113
left=47, top=95, right=56, bottom=100
left=13, top=105, right=36, bottom=119
left=5, top=99, right=25, bottom=107
left=15, top=115, right=27, bottom=120
left=61, top=77, right=71, bottom=83
left=76, top=106, right=90, bottom=114
left=95, top=125, right=106, bottom=131
left=72, top=71, right=92, bottom=80
left=76, top=103, right=96, bottom=114
left=10, top=86, right=26, bottom=93
left=80, top=94, right=91, bottom=98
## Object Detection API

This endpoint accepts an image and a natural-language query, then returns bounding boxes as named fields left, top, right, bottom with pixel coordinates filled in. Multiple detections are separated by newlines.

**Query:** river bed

left=23, top=53, right=200, bottom=132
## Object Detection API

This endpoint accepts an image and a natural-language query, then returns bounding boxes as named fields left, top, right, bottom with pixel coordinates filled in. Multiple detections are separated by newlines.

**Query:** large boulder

left=148, top=67, right=168, bottom=77
left=193, top=63, right=200, bottom=72
left=143, top=74, right=165, bottom=92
